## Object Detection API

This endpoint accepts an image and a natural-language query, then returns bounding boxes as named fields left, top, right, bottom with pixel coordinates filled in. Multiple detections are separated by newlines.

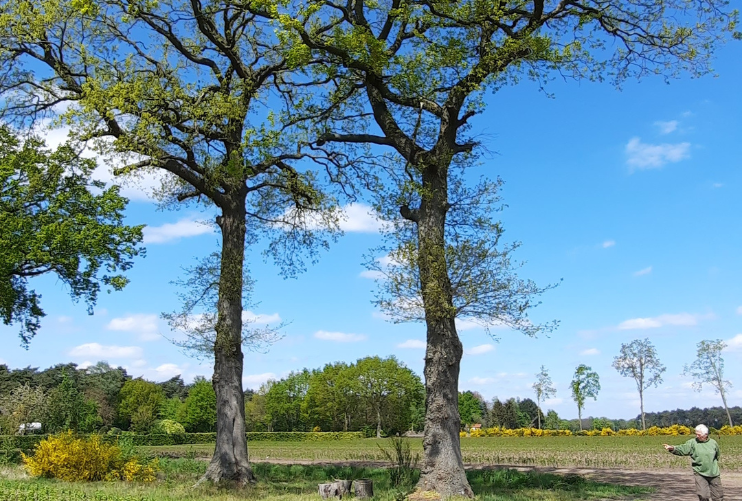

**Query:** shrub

left=152, top=420, right=186, bottom=435
left=22, top=432, right=157, bottom=482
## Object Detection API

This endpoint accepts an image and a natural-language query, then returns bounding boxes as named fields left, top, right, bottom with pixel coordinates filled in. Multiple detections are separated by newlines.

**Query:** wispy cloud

left=602, top=240, right=616, bottom=249
left=625, top=137, right=691, bottom=170
left=617, top=312, right=710, bottom=330
left=465, top=344, right=495, bottom=356
left=359, top=270, right=385, bottom=280
left=243, top=372, right=277, bottom=389
left=580, top=348, right=600, bottom=356
left=143, top=217, right=214, bottom=244
left=70, top=343, right=143, bottom=359
left=713, top=183, right=724, bottom=189
left=654, top=120, right=679, bottom=134
left=725, top=334, right=742, bottom=351
left=633, top=266, right=653, bottom=277
left=397, top=339, right=426, bottom=349
left=736, top=306, right=742, bottom=315
left=242, top=311, right=281, bottom=325
left=134, top=363, right=188, bottom=382
left=468, top=377, right=496, bottom=385
left=107, top=314, right=160, bottom=341
left=314, top=330, right=367, bottom=342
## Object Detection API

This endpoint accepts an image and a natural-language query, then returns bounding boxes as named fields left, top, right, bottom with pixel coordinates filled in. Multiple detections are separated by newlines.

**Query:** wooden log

left=354, top=478, right=373, bottom=499
left=319, top=483, right=340, bottom=499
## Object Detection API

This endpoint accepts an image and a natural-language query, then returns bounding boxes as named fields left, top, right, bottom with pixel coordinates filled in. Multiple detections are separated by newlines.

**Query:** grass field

left=0, top=460, right=652, bottom=501
left=142, top=435, right=742, bottom=471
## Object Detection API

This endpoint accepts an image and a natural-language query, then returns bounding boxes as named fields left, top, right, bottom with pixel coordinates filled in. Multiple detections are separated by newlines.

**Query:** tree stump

left=354, top=479, right=373, bottom=499
left=319, top=483, right=340, bottom=499
left=335, top=479, right=352, bottom=497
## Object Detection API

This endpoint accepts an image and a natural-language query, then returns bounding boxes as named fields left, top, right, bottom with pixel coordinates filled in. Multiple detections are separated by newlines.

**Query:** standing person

left=663, top=424, right=724, bottom=501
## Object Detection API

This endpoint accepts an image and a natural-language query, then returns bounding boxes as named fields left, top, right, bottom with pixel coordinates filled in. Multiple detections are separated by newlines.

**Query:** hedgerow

left=1, top=431, right=364, bottom=451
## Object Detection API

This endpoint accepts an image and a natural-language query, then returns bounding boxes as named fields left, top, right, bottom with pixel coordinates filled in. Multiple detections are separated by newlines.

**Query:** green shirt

left=671, top=437, right=721, bottom=477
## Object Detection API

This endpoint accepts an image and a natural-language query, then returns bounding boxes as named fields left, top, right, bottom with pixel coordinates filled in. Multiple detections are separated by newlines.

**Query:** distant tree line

left=245, top=356, right=424, bottom=437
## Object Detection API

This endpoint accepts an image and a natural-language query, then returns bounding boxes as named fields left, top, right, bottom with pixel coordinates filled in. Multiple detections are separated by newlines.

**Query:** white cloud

left=617, top=312, right=707, bottom=330
left=724, top=334, right=742, bottom=351
left=69, top=343, right=143, bottom=359
left=32, top=121, right=171, bottom=202
left=633, top=266, right=653, bottom=277
left=736, top=306, right=742, bottom=315
left=243, top=372, right=277, bottom=389
left=314, top=330, right=367, bottom=342
left=143, top=217, right=214, bottom=244
left=107, top=314, right=160, bottom=341
left=465, top=344, right=495, bottom=356
left=78, top=361, right=94, bottom=370
left=397, top=339, right=426, bottom=349
left=282, top=203, right=383, bottom=234
left=654, top=120, right=679, bottom=134
left=602, top=240, right=616, bottom=248
left=339, top=203, right=383, bottom=233
left=468, top=377, right=496, bottom=385
left=131, top=359, right=147, bottom=368
left=132, top=363, right=186, bottom=381
left=625, top=137, right=691, bottom=169
left=242, top=311, right=281, bottom=325
left=151, top=363, right=183, bottom=379
left=580, top=348, right=600, bottom=356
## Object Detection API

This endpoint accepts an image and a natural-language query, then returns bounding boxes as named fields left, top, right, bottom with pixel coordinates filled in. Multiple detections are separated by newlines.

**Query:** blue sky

left=2, top=42, right=741, bottom=422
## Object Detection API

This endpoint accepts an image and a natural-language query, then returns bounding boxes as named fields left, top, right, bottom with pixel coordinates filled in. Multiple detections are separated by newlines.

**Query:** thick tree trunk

left=413, top=164, right=473, bottom=498
left=200, top=204, right=255, bottom=486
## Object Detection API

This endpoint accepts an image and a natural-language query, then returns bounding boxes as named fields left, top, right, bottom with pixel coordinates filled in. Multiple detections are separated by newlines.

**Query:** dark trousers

left=694, top=473, right=724, bottom=501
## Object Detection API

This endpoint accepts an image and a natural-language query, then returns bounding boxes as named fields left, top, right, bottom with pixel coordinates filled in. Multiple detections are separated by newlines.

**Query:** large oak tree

left=0, top=0, right=342, bottom=484
left=250, top=0, right=738, bottom=495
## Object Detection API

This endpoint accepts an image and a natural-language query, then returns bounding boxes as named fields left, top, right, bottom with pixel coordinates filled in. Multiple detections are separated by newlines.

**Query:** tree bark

left=376, top=406, right=382, bottom=439
left=413, top=163, right=473, bottom=498
left=639, top=388, right=646, bottom=431
left=720, top=387, right=734, bottom=427
left=578, top=405, right=583, bottom=431
left=200, top=202, right=255, bottom=485
left=536, top=396, right=541, bottom=430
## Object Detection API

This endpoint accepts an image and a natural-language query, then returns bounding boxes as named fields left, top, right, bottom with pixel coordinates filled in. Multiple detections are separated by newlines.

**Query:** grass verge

left=0, top=461, right=651, bottom=501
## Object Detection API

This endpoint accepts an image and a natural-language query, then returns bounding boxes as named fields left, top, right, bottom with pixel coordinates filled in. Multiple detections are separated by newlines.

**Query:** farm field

left=142, top=436, right=742, bottom=471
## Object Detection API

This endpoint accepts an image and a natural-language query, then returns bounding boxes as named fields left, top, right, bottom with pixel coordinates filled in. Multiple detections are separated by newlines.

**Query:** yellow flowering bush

left=22, top=432, right=158, bottom=482
left=459, top=424, right=718, bottom=438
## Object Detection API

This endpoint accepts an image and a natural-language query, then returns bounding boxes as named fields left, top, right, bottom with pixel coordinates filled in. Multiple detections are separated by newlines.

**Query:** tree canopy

left=0, top=126, right=143, bottom=345
left=684, top=339, right=733, bottom=427
left=612, top=338, right=665, bottom=430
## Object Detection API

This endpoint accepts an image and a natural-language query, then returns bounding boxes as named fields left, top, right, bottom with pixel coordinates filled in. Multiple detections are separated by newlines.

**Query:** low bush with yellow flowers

left=22, top=431, right=158, bottom=482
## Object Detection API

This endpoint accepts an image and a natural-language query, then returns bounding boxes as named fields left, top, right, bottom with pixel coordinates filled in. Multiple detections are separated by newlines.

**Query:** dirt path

left=249, top=458, right=742, bottom=500
left=481, top=465, right=742, bottom=500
